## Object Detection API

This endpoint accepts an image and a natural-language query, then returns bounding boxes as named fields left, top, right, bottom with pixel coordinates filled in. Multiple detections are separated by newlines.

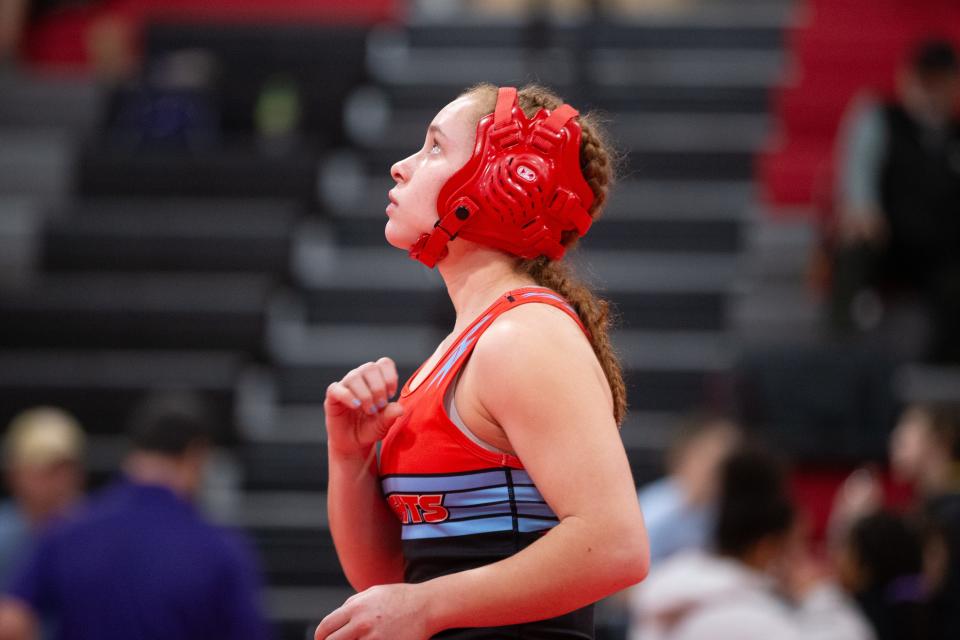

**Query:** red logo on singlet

left=387, top=494, right=449, bottom=524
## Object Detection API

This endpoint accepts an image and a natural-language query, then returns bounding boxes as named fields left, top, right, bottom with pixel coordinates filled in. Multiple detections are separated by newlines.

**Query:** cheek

left=412, top=162, right=453, bottom=211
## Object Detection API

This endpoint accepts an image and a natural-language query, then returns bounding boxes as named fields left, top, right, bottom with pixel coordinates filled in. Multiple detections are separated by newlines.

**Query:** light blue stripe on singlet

left=518, top=517, right=560, bottom=534
left=511, top=484, right=545, bottom=502
left=427, top=313, right=494, bottom=390
left=441, top=486, right=511, bottom=507
left=446, top=501, right=555, bottom=520
left=510, top=469, right=536, bottom=486
left=382, top=470, right=507, bottom=495
left=401, top=515, right=517, bottom=540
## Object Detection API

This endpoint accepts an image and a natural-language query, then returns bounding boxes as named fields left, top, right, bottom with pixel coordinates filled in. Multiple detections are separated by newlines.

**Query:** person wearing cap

left=830, top=37, right=960, bottom=362
left=0, top=407, right=86, bottom=586
left=0, top=392, right=270, bottom=640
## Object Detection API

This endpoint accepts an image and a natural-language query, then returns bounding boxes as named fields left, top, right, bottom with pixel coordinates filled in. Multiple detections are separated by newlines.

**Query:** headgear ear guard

left=409, top=86, right=596, bottom=268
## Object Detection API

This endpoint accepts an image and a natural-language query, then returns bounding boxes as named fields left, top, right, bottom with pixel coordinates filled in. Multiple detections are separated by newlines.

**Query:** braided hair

left=463, top=83, right=627, bottom=425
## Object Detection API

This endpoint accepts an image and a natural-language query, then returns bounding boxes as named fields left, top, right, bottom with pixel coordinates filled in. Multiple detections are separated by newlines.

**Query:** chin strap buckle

left=408, top=199, right=478, bottom=268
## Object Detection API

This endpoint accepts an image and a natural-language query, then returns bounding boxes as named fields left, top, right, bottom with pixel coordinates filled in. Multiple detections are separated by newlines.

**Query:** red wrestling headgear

left=408, top=86, right=596, bottom=268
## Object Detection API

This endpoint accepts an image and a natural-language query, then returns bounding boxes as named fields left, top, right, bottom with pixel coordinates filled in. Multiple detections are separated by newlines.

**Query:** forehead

left=430, top=95, right=482, bottom=141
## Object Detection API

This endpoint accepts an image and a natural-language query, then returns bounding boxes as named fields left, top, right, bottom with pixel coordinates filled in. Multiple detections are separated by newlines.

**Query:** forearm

left=327, top=446, right=404, bottom=590
left=419, top=514, right=648, bottom=633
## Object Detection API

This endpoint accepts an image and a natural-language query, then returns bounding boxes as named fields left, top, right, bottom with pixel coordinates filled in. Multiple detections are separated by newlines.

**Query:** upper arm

left=470, top=305, right=642, bottom=532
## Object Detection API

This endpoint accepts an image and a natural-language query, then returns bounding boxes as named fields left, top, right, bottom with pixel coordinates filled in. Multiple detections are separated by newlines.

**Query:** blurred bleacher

left=8, top=0, right=959, bottom=637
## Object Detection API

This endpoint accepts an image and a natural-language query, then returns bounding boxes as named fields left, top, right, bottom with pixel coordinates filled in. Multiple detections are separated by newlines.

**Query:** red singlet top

left=379, top=286, right=595, bottom=639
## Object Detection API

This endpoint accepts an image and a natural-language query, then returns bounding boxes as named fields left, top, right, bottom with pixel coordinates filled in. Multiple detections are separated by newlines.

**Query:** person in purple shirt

left=0, top=392, right=271, bottom=640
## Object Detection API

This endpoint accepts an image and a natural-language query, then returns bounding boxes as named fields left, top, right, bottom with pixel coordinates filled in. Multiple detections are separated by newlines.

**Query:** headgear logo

left=516, top=165, right=537, bottom=183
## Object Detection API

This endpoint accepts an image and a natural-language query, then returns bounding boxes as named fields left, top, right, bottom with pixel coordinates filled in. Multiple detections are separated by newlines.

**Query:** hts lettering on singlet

left=387, top=494, right=450, bottom=524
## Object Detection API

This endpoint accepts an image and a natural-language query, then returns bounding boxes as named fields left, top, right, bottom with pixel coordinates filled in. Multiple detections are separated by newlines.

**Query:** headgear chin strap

left=409, top=86, right=595, bottom=268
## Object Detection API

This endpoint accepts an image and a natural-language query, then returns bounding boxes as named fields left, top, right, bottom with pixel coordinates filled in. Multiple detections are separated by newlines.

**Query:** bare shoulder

left=473, top=302, right=594, bottom=366
left=469, top=302, right=611, bottom=409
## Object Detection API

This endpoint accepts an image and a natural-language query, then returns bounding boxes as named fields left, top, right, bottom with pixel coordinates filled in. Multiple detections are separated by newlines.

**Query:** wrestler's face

left=385, top=95, right=478, bottom=251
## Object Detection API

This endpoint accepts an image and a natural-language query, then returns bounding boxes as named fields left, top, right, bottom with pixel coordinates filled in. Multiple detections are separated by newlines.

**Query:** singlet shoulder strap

left=503, top=287, right=590, bottom=339
left=416, top=287, right=589, bottom=396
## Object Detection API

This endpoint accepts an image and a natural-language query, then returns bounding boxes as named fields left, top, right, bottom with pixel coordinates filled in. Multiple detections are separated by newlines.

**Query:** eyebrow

left=428, top=124, right=447, bottom=139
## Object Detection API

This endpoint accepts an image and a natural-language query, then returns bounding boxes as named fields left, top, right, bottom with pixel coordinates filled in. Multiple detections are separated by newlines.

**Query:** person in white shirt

left=630, top=447, right=875, bottom=640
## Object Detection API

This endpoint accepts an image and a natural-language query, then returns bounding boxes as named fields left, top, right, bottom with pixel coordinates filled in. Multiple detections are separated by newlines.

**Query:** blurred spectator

left=904, top=403, right=960, bottom=640
left=629, top=447, right=874, bottom=640
left=830, top=402, right=960, bottom=640
left=0, top=408, right=85, bottom=585
left=829, top=38, right=960, bottom=363
left=835, top=511, right=930, bottom=640
left=0, top=392, right=271, bottom=640
left=889, top=403, right=960, bottom=498
left=638, top=413, right=739, bottom=565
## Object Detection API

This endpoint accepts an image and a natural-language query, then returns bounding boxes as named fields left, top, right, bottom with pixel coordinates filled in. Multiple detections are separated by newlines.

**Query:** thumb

left=374, top=402, right=404, bottom=438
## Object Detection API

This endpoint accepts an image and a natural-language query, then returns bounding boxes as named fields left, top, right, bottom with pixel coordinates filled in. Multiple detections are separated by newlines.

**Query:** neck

left=437, top=242, right=536, bottom=331
left=123, top=451, right=194, bottom=499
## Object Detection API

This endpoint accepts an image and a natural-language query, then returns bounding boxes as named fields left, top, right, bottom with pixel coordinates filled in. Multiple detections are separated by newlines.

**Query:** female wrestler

left=317, top=84, right=649, bottom=640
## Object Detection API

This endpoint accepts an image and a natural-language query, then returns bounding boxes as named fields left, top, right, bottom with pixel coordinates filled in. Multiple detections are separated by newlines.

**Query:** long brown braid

left=462, top=83, right=627, bottom=425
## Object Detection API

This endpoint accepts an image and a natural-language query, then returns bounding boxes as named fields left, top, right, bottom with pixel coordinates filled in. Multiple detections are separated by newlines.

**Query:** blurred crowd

left=0, top=395, right=272, bottom=640
left=621, top=404, right=960, bottom=640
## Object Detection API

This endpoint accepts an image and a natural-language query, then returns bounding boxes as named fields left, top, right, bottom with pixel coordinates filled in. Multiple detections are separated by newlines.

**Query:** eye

left=429, top=140, right=441, bottom=155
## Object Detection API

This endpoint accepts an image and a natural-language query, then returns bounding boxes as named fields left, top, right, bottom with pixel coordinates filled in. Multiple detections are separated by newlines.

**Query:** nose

left=391, top=151, right=417, bottom=184
left=391, top=156, right=409, bottom=184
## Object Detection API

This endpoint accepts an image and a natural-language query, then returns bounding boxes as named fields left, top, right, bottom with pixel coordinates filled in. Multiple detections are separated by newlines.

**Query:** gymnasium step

left=41, top=199, right=300, bottom=273
left=397, top=20, right=785, bottom=51
left=77, top=141, right=320, bottom=201
left=0, top=198, right=44, bottom=286
left=0, top=71, right=103, bottom=131
left=0, top=128, right=75, bottom=199
left=0, top=273, right=272, bottom=351
left=0, top=349, right=242, bottom=439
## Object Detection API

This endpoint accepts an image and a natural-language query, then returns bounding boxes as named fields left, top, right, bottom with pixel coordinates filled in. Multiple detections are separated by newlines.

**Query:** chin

left=384, top=220, right=416, bottom=251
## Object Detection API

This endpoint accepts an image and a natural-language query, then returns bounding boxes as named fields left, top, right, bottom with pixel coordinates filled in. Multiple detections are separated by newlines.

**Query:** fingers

left=362, top=366, right=390, bottom=413
left=376, top=357, right=399, bottom=398
left=315, top=605, right=350, bottom=640
left=329, top=359, right=399, bottom=417
left=323, top=626, right=360, bottom=640
left=324, top=381, right=362, bottom=416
